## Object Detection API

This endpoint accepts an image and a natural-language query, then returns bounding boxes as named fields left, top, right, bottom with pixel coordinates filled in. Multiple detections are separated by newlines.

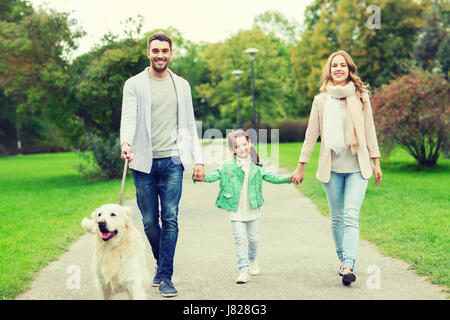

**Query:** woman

left=291, top=50, right=382, bottom=286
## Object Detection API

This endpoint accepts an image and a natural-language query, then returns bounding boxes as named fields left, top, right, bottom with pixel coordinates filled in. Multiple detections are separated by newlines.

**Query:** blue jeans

left=322, top=171, right=368, bottom=271
left=231, top=220, right=259, bottom=272
left=132, top=157, right=184, bottom=281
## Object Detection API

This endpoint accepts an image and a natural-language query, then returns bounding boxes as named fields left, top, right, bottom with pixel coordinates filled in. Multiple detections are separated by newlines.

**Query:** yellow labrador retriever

left=81, top=204, right=147, bottom=300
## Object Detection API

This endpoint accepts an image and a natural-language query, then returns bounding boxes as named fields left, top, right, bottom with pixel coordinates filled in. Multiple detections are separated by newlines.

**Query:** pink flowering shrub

left=371, top=71, right=449, bottom=166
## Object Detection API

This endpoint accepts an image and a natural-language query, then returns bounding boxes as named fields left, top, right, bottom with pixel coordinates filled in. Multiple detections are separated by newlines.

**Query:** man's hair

left=148, top=33, right=172, bottom=50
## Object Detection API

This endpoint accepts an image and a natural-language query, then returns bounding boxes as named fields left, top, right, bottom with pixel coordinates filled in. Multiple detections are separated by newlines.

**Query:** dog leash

left=118, top=158, right=128, bottom=206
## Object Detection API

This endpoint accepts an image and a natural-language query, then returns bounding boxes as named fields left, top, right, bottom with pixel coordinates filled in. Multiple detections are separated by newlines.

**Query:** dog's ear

left=81, top=218, right=96, bottom=233
left=91, top=209, right=100, bottom=219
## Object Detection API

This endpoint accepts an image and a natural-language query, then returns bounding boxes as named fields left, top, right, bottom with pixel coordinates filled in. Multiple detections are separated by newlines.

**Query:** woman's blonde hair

left=319, top=50, right=370, bottom=108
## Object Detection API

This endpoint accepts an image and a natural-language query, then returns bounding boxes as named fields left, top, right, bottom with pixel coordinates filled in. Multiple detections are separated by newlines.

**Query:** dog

left=81, top=204, right=147, bottom=300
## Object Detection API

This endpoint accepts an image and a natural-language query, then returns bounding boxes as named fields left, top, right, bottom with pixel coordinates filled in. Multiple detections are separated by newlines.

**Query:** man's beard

left=151, top=58, right=168, bottom=73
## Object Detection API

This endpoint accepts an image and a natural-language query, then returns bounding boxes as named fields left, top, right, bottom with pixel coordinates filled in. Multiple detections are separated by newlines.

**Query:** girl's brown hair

left=320, top=50, right=370, bottom=109
left=227, top=129, right=262, bottom=166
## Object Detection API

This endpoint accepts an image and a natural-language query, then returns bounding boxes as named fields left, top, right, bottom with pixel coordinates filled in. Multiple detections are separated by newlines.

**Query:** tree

left=68, top=38, right=147, bottom=142
left=197, top=27, right=296, bottom=128
left=437, top=35, right=450, bottom=77
left=0, top=3, right=84, bottom=153
left=371, top=70, right=449, bottom=166
left=0, top=0, right=32, bottom=22
left=303, top=0, right=326, bottom=31
left=413, top=12, right=446, bottom=71
left=253, top=10, right=301, bottom=45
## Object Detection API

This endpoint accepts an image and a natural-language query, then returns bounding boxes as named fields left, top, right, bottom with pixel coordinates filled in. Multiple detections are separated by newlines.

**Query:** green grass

left=0, top=152, right=136, bottom=300
left=275, top=142, right=450, bottom=291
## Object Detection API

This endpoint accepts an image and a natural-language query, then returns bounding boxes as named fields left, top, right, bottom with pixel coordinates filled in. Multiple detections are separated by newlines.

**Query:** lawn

left=0, top=152, right=136, bottom=300
left=274, top=142, right=450, bottom=291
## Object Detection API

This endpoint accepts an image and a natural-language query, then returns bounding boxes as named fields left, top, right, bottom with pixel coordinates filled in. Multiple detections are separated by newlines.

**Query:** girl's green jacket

left=193, top=158, right=291, bottom=212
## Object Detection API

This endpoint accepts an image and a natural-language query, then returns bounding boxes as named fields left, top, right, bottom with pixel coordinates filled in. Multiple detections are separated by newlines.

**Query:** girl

left=194, top=129, right=292, bottom=283
left=291, top=50, right=382, bottom=286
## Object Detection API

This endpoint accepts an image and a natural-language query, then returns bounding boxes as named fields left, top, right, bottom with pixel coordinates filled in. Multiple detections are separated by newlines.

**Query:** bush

left=75, top=133, right=125, bottom=180
left=242, top=121, right=273, bottom=142
left=273, top=118, right=308, bottom=143
left=371, top=70, right=449, bottom=166
left=213, top=118, right=234, bottom=136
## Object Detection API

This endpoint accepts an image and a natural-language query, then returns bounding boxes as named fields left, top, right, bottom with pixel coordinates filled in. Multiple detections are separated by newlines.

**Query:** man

left=120, top=33, right=205, bottom=297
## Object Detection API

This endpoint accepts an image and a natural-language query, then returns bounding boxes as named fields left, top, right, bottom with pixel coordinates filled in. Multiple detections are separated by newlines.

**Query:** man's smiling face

left=147, top=39, right=173, bottom=73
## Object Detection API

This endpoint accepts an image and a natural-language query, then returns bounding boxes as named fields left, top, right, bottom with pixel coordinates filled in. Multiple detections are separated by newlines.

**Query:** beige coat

left=298, top=92, right=381, bottom=183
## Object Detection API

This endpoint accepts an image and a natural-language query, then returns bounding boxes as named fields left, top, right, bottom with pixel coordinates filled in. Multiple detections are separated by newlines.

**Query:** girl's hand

left=193, top=164, right=205, bottom=182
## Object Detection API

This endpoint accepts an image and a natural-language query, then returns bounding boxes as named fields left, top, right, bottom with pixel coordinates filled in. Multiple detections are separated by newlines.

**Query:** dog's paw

left=81, top=218, right=96, bottom=233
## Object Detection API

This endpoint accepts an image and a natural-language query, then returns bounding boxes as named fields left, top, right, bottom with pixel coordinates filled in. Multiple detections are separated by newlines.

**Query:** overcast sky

left=29, top=0, right=312, bottom=56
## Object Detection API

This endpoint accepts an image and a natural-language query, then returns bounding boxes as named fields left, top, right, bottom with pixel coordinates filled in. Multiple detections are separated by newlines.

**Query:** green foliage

left=68, top=37, right=147, bottom=142
left=76, top=133, right=125, bottom=180
left=304, top=0, right=326, bottom=30
left=437, top=35, right=450, bottom=77
left=0, top=3, right=84, bottom=154
left=0, top=0, right=33, bottom=22
left=0, top=6, right=84, bottom=107
left=253, top=10, right=301, bottom=44
left=275, top=118, right=309, bottom=142
left=371, top=70, right=449, bottom=166
left=212, top=118, right=234, bottom=136
left=413, top=12, right=446, bottom=70
left=197, top=28, right=296, bottom=125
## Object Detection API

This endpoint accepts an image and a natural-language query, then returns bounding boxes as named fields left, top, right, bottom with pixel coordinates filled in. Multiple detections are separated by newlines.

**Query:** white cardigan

left=120, top=67, right=204, bottom=173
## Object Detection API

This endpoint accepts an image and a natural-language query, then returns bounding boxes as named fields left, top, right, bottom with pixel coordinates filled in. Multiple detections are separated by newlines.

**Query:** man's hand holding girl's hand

left=193, top=164, right=205, bottom=182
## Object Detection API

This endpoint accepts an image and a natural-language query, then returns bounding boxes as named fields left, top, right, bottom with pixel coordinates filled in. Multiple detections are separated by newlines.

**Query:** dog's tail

left=81, top=218, right=96, bottom=234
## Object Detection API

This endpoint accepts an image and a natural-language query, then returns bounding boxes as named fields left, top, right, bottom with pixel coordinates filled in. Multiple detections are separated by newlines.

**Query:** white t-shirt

left=228, top=156, right=260, bottom=222
left=329, top=98, right=361, bottom=173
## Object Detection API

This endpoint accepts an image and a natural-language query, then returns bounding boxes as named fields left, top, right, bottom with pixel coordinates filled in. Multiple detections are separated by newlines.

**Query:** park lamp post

left=244, top=48, right=259, bottom=130
left=231, top=70, right=243, bottom=129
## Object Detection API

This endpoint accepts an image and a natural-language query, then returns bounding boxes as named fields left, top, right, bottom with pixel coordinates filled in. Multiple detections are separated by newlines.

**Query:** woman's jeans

left=132, top=157, right=184, bottom=282
left=322, top=171, right=368, bottom=271
left=231, top=219, right=259, bottom=272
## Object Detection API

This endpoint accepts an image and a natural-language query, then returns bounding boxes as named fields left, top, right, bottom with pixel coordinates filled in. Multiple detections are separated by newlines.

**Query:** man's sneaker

left=152, top=267, right=161, bottom=287
left=249, top=260, right=260, bottom=276
left=236, top=271, right=250, bottom=284
left=159, top=280, right=178, bottom=297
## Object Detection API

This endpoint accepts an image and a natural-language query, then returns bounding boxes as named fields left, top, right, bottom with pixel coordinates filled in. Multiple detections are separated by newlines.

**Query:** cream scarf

left=323, top=81, right=365, bottom=155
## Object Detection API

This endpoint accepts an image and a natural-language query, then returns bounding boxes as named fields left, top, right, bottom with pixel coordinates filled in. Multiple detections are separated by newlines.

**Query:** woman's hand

left=290, top=163, right=305, bottom=185
left=372, top=158, right=382, bottom=185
